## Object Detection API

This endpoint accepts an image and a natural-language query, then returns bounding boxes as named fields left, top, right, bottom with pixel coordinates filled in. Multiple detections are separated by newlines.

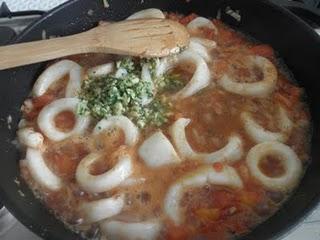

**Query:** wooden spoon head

left=91, top=19, right=190, bottom=58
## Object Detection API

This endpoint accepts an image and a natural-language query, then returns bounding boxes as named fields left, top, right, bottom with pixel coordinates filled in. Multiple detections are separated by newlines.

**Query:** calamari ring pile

left=17, top=8, right=310, bottom=240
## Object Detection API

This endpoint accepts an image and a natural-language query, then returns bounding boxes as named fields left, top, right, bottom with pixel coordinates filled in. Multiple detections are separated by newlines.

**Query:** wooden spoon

left=0, top=19, right=189, bottom=70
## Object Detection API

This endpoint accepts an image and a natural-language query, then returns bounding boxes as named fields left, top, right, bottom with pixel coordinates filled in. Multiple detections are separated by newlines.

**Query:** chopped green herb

left=155, top=73, right=185, bottom=93
left=77, top=57, right=183, bottom=128
left=140, top=58, right=159, bottom=78
left=116, top=57, right=136, bottom=73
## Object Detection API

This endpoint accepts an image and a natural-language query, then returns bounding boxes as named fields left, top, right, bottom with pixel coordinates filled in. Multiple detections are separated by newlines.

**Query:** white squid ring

left=170, top=118, right=243, bottom=163
left=154, top=57, right=171, bottom=78
left=87, top=62, right=114, bottom=77
left=25, top=148, right=62, bottom=191
left=32, top=60, right=82, bottom=97
left=100, top=219, right=162, bottom=240
left=246, top=141, right=302, bottom=192
left=138, top=131, right=181, bottom=168
left=119, top=177, right=146, bottom=187
left=189, top=37, right=216, bottom=62
left=187, top=17, right=218, bottom=35
left=93, top=116, right=139, bottom=146
left=164, top=165, right=243, bottom=225
left=76, top=152, right=133, bottom=193
left=18, top=119, right=28, bottom=128
left=154, top=50, right=211, bottom=98
left=127, top=8, right=165, bottom=20
left=17, top=127, right=44, bottom=149
left=241, top=106, right=293, bottom=143
left=140, top=63, right=155, bottom=105
left=190, top=37, right=217, bottom=49
left=218, top=56, right=277, bottom=97
left=80, top=194, right=124, bottom=223
left=37, top=98, right=91, bottom=141
left=171, top=49, right=211, bottom=98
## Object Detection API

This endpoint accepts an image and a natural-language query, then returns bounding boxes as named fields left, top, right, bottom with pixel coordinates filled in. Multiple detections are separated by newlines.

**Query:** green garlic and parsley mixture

left=77, top=57, right=184, bottom=128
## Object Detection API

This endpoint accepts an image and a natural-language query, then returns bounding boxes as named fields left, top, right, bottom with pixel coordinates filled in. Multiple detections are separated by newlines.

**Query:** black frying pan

left=0, top=0, right=319, bottom=239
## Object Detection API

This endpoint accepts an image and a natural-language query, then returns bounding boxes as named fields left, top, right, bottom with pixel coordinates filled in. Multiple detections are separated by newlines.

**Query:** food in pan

left=17, top=8, right=310, bottom=240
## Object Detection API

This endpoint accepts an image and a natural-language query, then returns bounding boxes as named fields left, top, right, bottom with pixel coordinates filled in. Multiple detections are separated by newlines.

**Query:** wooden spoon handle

left=0, top=34, right=90, bottom=70
left=0, top=19, right=189, bottom=70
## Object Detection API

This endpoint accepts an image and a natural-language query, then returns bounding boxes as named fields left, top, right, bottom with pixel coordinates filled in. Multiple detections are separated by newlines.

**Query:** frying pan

left=0, top=0, right=319, bottom=239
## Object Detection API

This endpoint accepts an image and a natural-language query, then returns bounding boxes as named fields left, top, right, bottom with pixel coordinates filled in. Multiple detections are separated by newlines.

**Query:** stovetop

left=0, top=0, right=319, bottom=240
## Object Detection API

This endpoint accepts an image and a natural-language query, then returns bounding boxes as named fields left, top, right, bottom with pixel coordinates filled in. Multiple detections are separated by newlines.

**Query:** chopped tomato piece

left=275, top=76, right=302, bottom=110
left=24, top=109, right=39, bottom=121
left=213, top=162, right=224, bottom=172
left=249, top=44, right=274, bottom=60
left=195, top=208, right=220, bottom=222
left=212, top=190, right=237, bottom=209
left=166, top=13, right=182, bottom=22
left=32, top=93, right=55, bottom=109
left=24, top=93, right=55, bottom=120
left=165, top=225, right=192, bottom=240
left=46, top=144, right=89, bottom=179
left=217, top=28, right=234, bottom=44
left=202, top=27, right=215, bottom=40
left=237, top=164, right=250, bottom=182
left=274, top=91, right=300, bottom=110
left=213, top=20, right=245, bottom=46
left=51, top=153, right=78, bottom=178
left=239, top=191, right=262, bottom=206
left=286, top=85, right=302, bottom=100
left=179, top=13, right=198, bottom=25
left=214, top=60, right=229, bottom=76
left=54, top=110, right=76, bottom=132
left=212, top=19, right=222, bottom=26
left=274, top=92, right=292, bottom=109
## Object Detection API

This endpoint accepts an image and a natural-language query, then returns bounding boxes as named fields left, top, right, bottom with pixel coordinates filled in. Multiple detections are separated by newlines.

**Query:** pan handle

left=0, top=2, right=44, bottom=44
left=270, top=0, right=320, bottom=35
left=0, top=2, right=44, bottom=18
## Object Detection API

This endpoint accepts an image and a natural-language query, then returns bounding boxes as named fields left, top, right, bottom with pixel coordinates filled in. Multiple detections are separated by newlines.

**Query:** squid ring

left=93, top=116, right=139, bottom=146
left=87, top=62, right=114, bottom=77
left=127, top=8, right=165, bottom=19
left=37, top=98, right=91, bottom=141
left=154, top=50, right=211, bottom=98
left=17, top=127, right=44, bottom=149
left=154, top=57, right=171, bottom=78
left=246, top=141, right=302, bottom=191
left=187, top=17, right=218, bottom=35
left=25, top=148, right=62, bottom=191
left=81, top=194, right=124, bottom=223
left=138, top=131, right=181, bottom=168
left=170, top=118, right=243, bottom=163
left=190, top=37, right=217, bottom=49
left=241, top=106, right=293, bottom=143
left=119, top=177, right=146, bottom=187
left=164, top=165, right=243, bottom=225
left=218, top=56, right=277, bottom=97
left=76, top=152, right=133, bottom=193
left=172, top=49, right=211, bottom=98
left=32, top=60, right=82, bottom=97
left=100, top=219, right=162, bottom=240
left=203, top=135, right=243, bottom=163
left=189, top=37, right=216, bottom=62
left=140, top=63, right=155, bottom=105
